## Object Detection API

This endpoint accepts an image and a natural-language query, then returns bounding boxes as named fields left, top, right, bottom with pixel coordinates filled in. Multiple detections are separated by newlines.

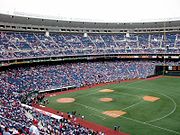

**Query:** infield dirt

left=102, top=110, right=127, bottom=118
left=99, top=89, right=114, bottom=92
left=56, top=98, right=75, bottom=103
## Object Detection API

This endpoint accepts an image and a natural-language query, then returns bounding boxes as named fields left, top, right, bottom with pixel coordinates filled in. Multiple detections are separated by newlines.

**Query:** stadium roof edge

left=0, top=13, right=180, bottom=33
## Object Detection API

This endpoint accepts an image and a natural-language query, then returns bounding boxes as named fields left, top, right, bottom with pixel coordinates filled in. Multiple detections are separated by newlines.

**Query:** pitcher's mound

left=99, top=98, right=113, bottom=102
left=99, top=89, right=114, bottom=93
left=57, top=98, right=75, bottom=103
left=102, top=110, right=127, bottom=118
left=143, top=96, right=160, bottom=102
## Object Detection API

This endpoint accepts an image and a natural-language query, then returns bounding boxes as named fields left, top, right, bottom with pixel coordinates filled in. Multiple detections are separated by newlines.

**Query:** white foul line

left=125, top=86, right=177, bottom=123
left=121, top=101, right=143, bottom=111
left=74, top=102, right=106, bottom=119
left=68, top=79, right=178, bottom=134
left=121, top=116, right=180, bottom=135
left=74, top=100, right=180, bottom=134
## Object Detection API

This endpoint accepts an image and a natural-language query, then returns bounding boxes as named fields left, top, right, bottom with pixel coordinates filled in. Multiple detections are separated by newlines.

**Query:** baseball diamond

left=45, top=76, right=180, bottom=135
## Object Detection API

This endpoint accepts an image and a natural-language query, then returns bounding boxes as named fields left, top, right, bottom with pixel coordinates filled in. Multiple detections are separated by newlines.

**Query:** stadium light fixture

left=83, top=33, right=88, bottom=37
left=126, top=32, right=130, bottom=38
left=45, top=31, right=49, bottom=37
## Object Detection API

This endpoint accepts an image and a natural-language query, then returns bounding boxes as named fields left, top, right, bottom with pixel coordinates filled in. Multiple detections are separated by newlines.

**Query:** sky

left=0, top=0, right=180, bottom=22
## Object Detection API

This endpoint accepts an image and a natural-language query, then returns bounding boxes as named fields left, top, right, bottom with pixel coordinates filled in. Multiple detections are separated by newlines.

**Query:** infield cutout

left=102, top=110, right=127, bottom=118
left=143, top=96, right=160, bottom=102
left=57, top=98, right=75, bottom=103
left=99, top=89, right=114, bottom=93
left=99, top=98, right=113, bottom=102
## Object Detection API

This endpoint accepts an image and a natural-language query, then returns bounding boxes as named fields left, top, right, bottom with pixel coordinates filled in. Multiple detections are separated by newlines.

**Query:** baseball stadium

left=0, top=0, right=180, bottom=135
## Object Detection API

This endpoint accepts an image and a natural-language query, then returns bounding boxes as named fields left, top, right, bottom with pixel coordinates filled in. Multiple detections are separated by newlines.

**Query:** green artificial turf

left=46, top=77, right=180, bottom=135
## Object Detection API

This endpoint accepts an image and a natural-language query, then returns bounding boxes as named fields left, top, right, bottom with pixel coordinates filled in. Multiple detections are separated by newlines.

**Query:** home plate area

left=102, top=110, right=127, bottom=118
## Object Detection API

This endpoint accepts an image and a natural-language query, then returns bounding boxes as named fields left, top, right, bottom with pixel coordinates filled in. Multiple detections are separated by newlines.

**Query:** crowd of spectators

left=0, top=60, right=179, bottom=134
left=0, top=31, right=180, bottom=60
left=0, top=60, right=160, bottom=91
left=0, top=30, right=180, bottom=134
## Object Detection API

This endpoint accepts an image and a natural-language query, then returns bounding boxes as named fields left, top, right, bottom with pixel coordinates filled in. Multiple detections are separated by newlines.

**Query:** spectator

left=3, top=127, right=11, bottom=135
left=0, top=127, right=2, bottom=135
left=0, top=60, right=179, bottom=135
left=29, top=120, right=39, bottom=135
left=17, top=129, right=25, bottom=135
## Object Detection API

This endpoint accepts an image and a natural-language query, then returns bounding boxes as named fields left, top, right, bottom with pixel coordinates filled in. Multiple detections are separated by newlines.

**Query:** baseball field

left=46, top=76, right=180, bottom=135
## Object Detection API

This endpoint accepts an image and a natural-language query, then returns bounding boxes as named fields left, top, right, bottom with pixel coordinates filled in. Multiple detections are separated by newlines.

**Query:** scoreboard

left=155, top=65, right=180, bottom=76
left=168, top=66, right=180, bottom=71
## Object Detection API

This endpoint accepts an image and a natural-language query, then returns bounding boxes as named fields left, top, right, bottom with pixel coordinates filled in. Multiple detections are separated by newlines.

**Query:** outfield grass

left=46, top=77, right=180, bottom=135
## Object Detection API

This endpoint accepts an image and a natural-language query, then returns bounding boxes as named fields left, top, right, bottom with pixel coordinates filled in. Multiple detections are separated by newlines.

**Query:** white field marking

left=113, top=80, right=177, bottom=124
left=145, top=91, right=177, bottom=123
left=74, top=85, right=144, bottom=118
left=74, top=102, right=106, bottom=119
left=74, top=102, right=101, bottom=112
left=121, top=100, right=144, bottom=111
left=114, top=91, right=144, bottom=111
left=76, top=79, right=176, bottom=123
left=121, top=116, right=180, bottom=135
left=92, top=113, right=106, bottom=120
left=114, top=91, right=140, bottom=98
left=74, top=85, right=143, bottom=120
left=163, top=90, right=180, bottom=96
left=74, top=98, right=179, bottom=134
left=76, top=91, right=143, bottom=115
left=71, top=79, right=176, bottom=123
left=124, top=86, right=177, bottom=123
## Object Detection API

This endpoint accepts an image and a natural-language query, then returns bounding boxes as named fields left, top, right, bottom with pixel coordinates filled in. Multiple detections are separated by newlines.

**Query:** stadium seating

left=0, top=31, right=180, bottom=60
left=1, top=30, right=180, bottom=134
left=0, top=61, right=159, bottom=133
left=0, top=60, right=180, bottom=134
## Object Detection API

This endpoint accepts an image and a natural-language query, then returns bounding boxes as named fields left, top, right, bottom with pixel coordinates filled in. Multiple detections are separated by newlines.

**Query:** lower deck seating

left=0, top=60, right=179, bottom=134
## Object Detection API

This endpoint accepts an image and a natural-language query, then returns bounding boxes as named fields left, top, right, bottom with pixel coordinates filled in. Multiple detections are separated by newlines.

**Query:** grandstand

left=0, top=31, right=180, bottom=60
left=0, top=7, right=180, bottom=135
